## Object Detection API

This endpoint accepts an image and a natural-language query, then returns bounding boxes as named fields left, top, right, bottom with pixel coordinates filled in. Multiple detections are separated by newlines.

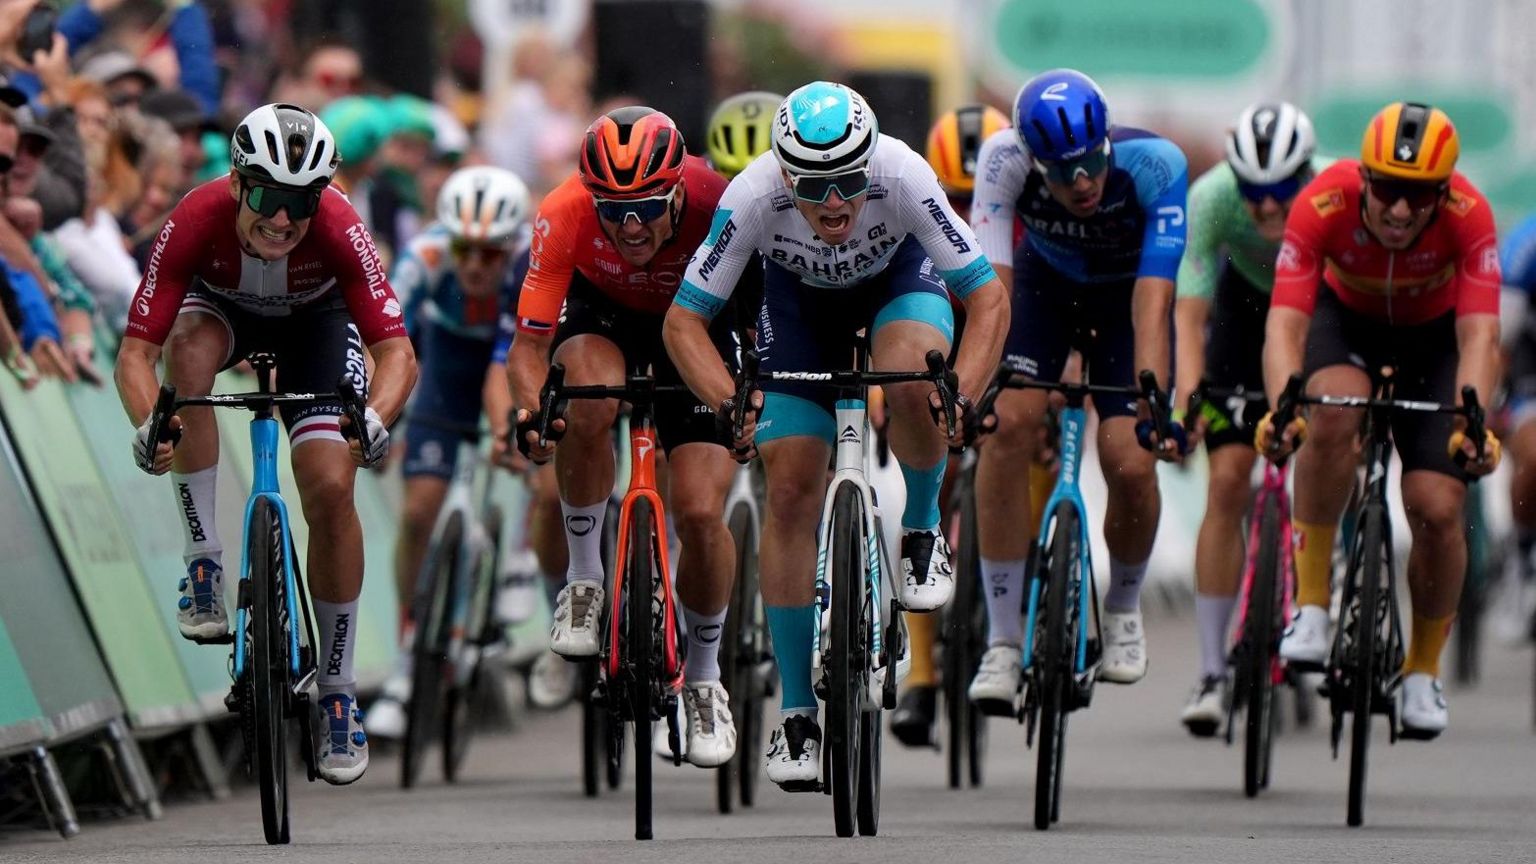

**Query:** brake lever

left=1457, top=385, right=1486, bottom=468
left=336, top=374, right=371, bottom=455
left=925, top=349, right=958, bottom=439
left=147, top=384, right=182, bottom=448
left=536, top=364, right=567, bottom=450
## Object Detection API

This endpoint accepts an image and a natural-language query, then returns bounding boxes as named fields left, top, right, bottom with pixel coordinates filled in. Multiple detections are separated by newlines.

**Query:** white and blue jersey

left=971, top=126, right=1188, bottom=284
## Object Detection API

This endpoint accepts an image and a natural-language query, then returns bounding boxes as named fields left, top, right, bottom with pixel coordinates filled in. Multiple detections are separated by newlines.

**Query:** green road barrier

left=0, top=373, right=202, bottom=732
left=0, top=614, right=48, bottom=756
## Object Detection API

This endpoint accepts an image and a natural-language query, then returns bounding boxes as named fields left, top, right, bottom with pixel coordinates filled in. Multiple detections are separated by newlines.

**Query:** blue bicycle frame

left=231, top=416, right=305, bottom=683
left=1020, top=403, right=1095, bottom=679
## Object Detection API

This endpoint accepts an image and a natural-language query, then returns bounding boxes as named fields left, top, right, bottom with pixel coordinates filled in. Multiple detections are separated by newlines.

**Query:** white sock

left=682, top=602, right=726, bottom=684
left=561, top=500, right=607, bottom=584
left=1195, top=593, right=1237, bottom=680
left=172, top=466, right=221, bottom=567
left=980, top=557, right=1027, bottom=646
left=316, top=598, right=360, bottom=697
left=1104, top=556, right=1149, bottom=613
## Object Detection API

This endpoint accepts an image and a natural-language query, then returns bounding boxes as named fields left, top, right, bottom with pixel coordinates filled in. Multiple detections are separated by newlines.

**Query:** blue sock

left=899, top=458, right=946, bottom=531
left=765, top=604, right=817, bottom=712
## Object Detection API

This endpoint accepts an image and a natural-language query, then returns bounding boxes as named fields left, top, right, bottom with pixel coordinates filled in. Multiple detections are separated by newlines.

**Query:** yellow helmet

left=706, top=91, right=783, bottom=180
left=926, top=104, right=1011, bottom=195
left=1360, top=102, right=1459, bottom=182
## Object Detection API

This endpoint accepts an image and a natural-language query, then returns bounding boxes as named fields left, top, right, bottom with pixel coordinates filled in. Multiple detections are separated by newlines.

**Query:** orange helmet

left=579, top=106, right=687, bottom=199
left=1360, top=102, right=1459, bottom=182
left=926, top=104, right=1011, bottom=195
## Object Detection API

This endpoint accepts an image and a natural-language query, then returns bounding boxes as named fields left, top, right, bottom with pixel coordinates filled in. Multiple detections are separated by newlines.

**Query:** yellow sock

left=1293, top=520, right=1336, bottom=609
left=904, top=611, right=938, bottom=687
left=1403, top=612, right=1454, bottom=678
left=1028, top=465, right=1054, bottom=542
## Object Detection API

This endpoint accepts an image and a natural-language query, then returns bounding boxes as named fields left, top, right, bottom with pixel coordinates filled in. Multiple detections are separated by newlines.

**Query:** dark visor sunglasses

left=787, top=167, right=871, bottom=204
left=449, top=237, right=510, bottom=261
left=594, top=188, right=676, bottom=225
left=1365, top=174, right=1445, bottom=211
left=1033, top=141, right=1111, bottom=185
left=1237, top=172, right=1306, bottom=204
left=242, top=181, right=322, bottom=220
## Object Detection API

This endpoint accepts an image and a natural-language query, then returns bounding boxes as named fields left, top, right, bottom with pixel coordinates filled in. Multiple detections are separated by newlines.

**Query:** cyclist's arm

left=116, top=192, right=204, bottom=425
left=1174, top=295, right=1208, bottom=410
left=1129, top=138, right=1190, bottom=391
left=1173, top=169, right=1226, bottom=405
left=507, top=329, right=552, bottom=414
left=365, top=336, right=416, bottom=426
left=1454, top=208, right=1504, bottom=409
left=668, top=185, right=763, bottom=408
left=1456, top=314, right=1500, bottom=412
left=1261, top=305, right=1309, bottom=407
left=115, top=335, right=163, bottom=426
left=1132, top=276, right=1175, bottom=390
left=664, top=305, right=736, bottom=408
left=1264, top=185, right=1332, bottom=404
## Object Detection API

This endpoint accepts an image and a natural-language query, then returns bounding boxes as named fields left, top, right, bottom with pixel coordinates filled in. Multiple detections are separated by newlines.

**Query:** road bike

left=717, top=459, right=773, bottom=813
left=143, top=353, right=372, bottom=844
left=941, top=449, right=987, bottom=789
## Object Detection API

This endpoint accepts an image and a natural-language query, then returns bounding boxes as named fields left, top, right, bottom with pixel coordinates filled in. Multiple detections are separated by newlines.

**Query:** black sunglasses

left=1365, top=174, right=1445, bottom=211
left=242, top=180, right=322, bottom=220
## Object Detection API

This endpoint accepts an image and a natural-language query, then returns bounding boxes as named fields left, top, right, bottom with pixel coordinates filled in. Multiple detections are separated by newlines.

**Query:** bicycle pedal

left=190, top=631, right=235, bottom=646
left=778, top=779, right=823, bottom=794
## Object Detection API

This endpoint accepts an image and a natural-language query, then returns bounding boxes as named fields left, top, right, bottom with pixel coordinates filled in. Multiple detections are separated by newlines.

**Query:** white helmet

left=231, top=103, right=340, bottom=189
left=771, top=81, right=879, bottom=176
left=437, top=165, right=530, bottom=244
left=1225, top=102, right=1315, bottom=185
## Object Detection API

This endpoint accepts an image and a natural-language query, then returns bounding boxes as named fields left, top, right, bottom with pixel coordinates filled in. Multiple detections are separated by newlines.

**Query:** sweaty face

left=229, top=174, right=313, bottom=260
left=1361, top=172, right=1442, bottom=251
left=788, top=187, right=868, bottom=247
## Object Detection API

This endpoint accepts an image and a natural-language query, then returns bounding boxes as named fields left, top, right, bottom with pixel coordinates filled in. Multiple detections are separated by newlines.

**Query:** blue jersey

left=971, top=126, right=1188, bottom=284
left=391, top=223, right=529, bottom=357
left=1502, top=213, right=1536, bottom=298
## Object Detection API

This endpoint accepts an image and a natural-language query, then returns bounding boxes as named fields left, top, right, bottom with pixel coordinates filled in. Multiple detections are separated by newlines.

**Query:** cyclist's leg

left=869, top=239, right=958, bottom=611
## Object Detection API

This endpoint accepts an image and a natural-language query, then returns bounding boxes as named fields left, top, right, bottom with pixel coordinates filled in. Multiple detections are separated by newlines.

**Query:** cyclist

left=966, top=69, right=1188, bottom=716
left=1174, top=102, right=1325, bottom=735
left=1498, top=212, right=1536, bottom=637
left=115, top=103, right=419, bottom=784
left=507, top=107, right=744, bottom=768
left=705, top=90, right=782, bottom=325
left=1257, top=102, right=1502, bottom=739
left=365, top=165, right=532, bottom=739
left=665, top=81, right=1011, bottom=789
left=891, top=102, right=1012, bottom=747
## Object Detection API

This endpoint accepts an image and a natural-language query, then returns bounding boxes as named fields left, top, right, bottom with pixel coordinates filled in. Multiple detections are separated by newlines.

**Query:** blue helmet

left=1013, top=69, right=1110, bottom=161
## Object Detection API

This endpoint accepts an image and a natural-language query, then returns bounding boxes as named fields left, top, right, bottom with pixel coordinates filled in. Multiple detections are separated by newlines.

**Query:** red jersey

left=516, top=155, right=727, bottom=332
left=125, top=180, right=408, bottom=346
left=1271, top=160, right=1500, bottom=325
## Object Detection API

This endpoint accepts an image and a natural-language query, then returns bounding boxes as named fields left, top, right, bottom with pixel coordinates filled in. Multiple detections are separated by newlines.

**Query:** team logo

left=1310, top=189, right=1345, bottom=216
left=566, top=515, right=596, bottom=536
left=382, top=298, right=401, bottom=318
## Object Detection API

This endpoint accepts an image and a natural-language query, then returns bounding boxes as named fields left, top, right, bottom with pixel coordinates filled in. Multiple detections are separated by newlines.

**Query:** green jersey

left=1176, top=157, right=1332, bottom=301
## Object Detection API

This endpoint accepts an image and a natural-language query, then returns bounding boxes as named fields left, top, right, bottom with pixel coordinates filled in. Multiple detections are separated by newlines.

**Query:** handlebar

left=144, top=378, right=370, bottom=455
left=337, top=376, right=372, bottom=457
left=531, top=364, right=694, bottom=451
left=1264, top=372, right=1487, bottom=467
left=975, top=363, right=1183, bottom=454
left=741, top=348, right=963, bottom=441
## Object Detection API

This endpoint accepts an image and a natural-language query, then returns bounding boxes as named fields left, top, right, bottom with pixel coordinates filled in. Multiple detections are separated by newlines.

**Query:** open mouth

left=257, top=224, right=295, bottom=244
left=819, top=213, right=850, bottom=233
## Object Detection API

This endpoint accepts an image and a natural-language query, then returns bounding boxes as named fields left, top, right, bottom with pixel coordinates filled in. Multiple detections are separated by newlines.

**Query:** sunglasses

left=787, top=167, right=872, bottom=204
left=449, top=238, right=510, bottom=262
left=315, top=70, right=361, bottom=94
left=1365, top=175, right=1445, bottom=211
left=1033, top=140, right=1111, bottom=185
left=593, top=187, right=676, bottom=225
left=242, top=180, right=322, bottom=220
left=1237, top=172, right=1306, bottom=204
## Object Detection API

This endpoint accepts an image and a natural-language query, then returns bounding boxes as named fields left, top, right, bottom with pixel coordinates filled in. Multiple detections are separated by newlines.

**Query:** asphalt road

left=7, top=612, right=1535, bottom=863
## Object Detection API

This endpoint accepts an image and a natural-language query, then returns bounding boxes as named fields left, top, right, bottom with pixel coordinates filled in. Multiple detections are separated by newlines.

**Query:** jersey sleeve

left=1447, top=184, right=1501, bottom=318
left=676, top=177, right=764, bottom=320
left=896, top=147, right=995, bottom=298
left=515, top=186, right=582, bottom=333
left=970, top=129, right=1030, bottom=268
left=1123, top=137, right=1189, bottom=281
left=327, top=207, right=408, bottom=345
left=1270, top=180, right=1336, bottom=316
left=1175, top=166, right=1226, bottom=301
left=1500, top=215, right=1536, bottom=296
left=123, top=194, right=207, bottom=344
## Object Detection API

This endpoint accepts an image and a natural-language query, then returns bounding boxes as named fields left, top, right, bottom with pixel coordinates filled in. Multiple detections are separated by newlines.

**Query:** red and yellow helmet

left=579, top=106, right=687, bottom=199
left=926, top=104, right=1011, bottom=196
left=1360, top=102, right=1459, bottom=182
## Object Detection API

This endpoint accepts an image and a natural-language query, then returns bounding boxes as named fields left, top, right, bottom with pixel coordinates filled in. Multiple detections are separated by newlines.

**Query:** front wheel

left=402, top=512, right=462, bottom=790
left=1244, top=494, right=1282, bottom=798
left=248, top=498, right=291, bottom=845
left=626, top=498, right=657, bottom=841
left=719, top=500, right=762, bottom=814
left=828, top=483, right=867, bottom=839
left=1347, top=505, right=1386, bottom=828
left=1034, top=502, right=1079, bottom=831
left=443, top=506, right=503, bottom=783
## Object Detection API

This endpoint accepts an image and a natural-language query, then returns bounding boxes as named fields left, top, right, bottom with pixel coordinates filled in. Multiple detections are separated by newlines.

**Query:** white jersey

left=675, top=134, right=995, bottom=319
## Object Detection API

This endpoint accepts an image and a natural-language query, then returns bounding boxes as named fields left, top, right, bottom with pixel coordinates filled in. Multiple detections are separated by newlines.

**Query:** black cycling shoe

left=890, top=686, right=938, bottom=749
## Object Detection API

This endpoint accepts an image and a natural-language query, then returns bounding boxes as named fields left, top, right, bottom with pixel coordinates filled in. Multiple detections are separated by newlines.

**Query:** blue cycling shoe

left=177, top=558, right=230, bottom=643
left=315, top=692, right=369, bottom=785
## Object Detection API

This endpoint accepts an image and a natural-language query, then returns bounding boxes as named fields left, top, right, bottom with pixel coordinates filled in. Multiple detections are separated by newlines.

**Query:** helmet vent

left=1081, top=104, right=1098, bottom=143
left=1056, top=108, right=1077, bottom=148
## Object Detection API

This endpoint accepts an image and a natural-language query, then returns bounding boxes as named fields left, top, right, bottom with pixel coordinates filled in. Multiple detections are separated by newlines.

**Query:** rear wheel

left=402, top=512, right=462, bottom=789
left=443, top=506, right=503, bottom=783
left=249, top=499, right=290, bottom=845
left=856, top=699, right=882, bottom=835
left=828, top=484, right=866, bottom=838
left=944, top=467, right=985, bottom=790
left=1034, top=502, right=1078, bottom=832
left=1347, top=506, right=1386, bottom=828
left=719, top=500, right=761, bottom=813
left=1244, top=495, right=1282, bottom=798
left=580, top=661, right=603, bottom=797
left=626, top=498, right=657, bottom=841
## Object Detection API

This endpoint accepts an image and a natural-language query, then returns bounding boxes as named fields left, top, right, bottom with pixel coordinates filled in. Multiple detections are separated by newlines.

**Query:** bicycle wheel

left=1348, top=504, right=1386, bottom=828
left=248, top=498, right=291, bottom=845
left=443, top=505, right=503, bottom=783
left=944, top=468, right=985, bottom=789
left=1035, top=501, right=1078, bottom=831
left=857, top=694, right=882, bottom=835
left=828, top=484, right=866, bottom=838
left=1244, top=494, right=1282, bottom=798
left=580, top=660, right=603, bottom=797
left=719, top=500, right=760, bottom=813
left=402, top=512, right=462, bottom=789
left=626, top=497, right=657, bottom=841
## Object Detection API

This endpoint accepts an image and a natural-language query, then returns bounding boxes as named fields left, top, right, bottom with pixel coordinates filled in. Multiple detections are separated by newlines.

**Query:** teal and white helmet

left=771, top=81, right=879, bottom=176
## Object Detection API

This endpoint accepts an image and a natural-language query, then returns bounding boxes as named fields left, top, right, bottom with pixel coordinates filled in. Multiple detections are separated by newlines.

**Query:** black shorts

left=1201, top=263, right=1270, bottom=452
left=1303, top=288, right=1464, bottom=481
left=552, top=275, right=740, bottom=454
left=180, top=288, right=367, bottom=448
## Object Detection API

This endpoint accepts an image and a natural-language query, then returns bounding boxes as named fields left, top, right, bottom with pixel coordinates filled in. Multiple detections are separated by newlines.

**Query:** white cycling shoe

left=764, top=714, right=821, bottom=791
left=1399, top=673, right=1448, bottom=740
left=1099, top=608, right=1148, bottom=684
left=1279, top=605, right=1331, bottom=666
left=968, top=644, right=1023, bottom=717
left=528, top=649, right=578, bottom=710
left=364, top=674, right=410, bottom=740
left=550, top=580, right=603, bottom=658
left=682, top=681, right=737, bottom=768
left=899, top=529, right=955, bottom=611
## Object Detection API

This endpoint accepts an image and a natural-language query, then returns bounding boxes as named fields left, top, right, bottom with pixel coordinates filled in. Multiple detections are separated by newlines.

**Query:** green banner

left=0, top=613, right=48, bottom=755
left=0, top=374, right=200, bottom=731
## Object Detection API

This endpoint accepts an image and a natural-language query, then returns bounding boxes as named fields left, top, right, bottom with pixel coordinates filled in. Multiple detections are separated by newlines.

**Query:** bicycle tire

left=945, top=467, right=986, bottom=789
left=1348, top=504, right=1385, bottom=828
left=829, top=483, right=865, bottom=838
left=580, top=661, right=602, bottom=797
left=857, top=689, right=882, bottom=835
left=739, top=563, right=766, bottom=809
left=443, top=505, right=503, bottom=783
left=402, top=512, right=462, bottom=789
left=249, top=498, right=291, bottom=845
left=1035, top=501, right=1078, bottom=832
left=1454, top=493, right=1485, bottom=685
left=1244, top=495, right=1282, bottom=798
left=718, top=500, right=759, bottom=813
left=627, top=497, right=656, bottom=841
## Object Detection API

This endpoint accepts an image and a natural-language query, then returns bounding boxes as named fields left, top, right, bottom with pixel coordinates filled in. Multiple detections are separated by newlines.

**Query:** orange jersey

left=516, top=155, right=727, bottom=331
left=1272, top=160, right=1499, bottom=325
